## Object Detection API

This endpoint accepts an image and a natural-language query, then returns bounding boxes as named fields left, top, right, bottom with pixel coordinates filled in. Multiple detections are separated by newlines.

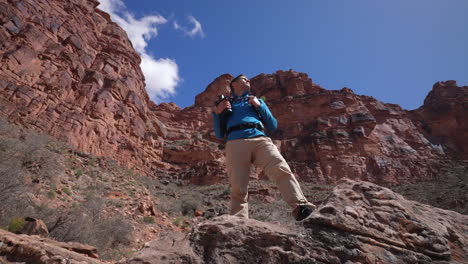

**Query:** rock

left=194, top=210, right=204, bottom=217
left=0, top=229, right=103, bottom=263
left=411, top=81, right=468, bottom=159
left=20, top=217, right=49, bottom=237
left=128, top=180, right=468, bottom=264
left=138, top=201, right=157, bottom=216
left=194, top=74, right=232, bottom=107
left=124, top=231, right=202, bottom=264
left=305, top=180, right=468, bottom=263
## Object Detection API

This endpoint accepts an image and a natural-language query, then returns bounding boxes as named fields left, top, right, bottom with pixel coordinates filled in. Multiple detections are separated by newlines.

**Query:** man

left=212, top=74, right=316, bottom=221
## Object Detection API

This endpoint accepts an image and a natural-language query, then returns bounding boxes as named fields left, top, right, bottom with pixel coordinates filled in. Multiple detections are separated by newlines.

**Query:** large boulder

left=0, top=228, right=102, bottom=263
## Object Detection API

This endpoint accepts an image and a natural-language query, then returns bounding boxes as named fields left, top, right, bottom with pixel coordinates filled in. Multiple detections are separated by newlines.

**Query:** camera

left=214, top=95, right=233, bottom=116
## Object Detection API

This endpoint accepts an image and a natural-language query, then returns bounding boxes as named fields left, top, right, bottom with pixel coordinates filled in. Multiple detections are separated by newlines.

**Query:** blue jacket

left=212, top=91, right=278, bottom=141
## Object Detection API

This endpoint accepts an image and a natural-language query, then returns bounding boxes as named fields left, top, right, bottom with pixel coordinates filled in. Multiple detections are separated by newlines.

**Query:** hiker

left=212, top=74, right=316, bottom=221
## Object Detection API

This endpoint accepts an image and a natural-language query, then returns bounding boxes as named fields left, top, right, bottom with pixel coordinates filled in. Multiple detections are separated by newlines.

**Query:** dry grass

left=391, top=165, right=468, bottom=215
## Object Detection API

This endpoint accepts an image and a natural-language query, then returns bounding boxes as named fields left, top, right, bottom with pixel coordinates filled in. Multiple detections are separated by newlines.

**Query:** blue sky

left=98, top=0, right=468, bottom=110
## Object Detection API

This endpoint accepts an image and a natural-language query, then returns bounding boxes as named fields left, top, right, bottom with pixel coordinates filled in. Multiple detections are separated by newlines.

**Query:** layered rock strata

left=410, top=80, right=468, bottom=159
left=164, top=71, right=454, bottom=184
left=0, top=0, right=162, bottom=172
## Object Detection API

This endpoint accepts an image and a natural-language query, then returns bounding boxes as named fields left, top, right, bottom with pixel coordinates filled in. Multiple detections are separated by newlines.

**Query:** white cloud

left=174, top=15, right=205, bottom=38
left=140, top=54, right=179, bottom=102
left=98, top=0, right=179, bottom=102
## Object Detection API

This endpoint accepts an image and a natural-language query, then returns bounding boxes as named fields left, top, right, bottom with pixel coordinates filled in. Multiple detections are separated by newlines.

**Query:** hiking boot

left=293, top=205, right=315, bottom=221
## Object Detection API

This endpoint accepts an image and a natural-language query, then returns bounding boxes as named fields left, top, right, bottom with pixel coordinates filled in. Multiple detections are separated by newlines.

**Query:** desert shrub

left=106, top=199, right=124, bottom=208
left=391, top=168, right=468, bottom=214
left=0, top=119, right=62, bottom=227
left=47, top=189, right=57, bottom=199
left=74, top=169, right=83, bottom=177
left=62, top=187, right=72, bottom=196
left=179, top=194, right=202, bottom=216
left=8, top=217, right=25, bottom=233
left=85, top=156, right=98, bottom=166
left=143, top=216, right=155, bottom=224
left=172, top=216, right=190, bottom=229
left=33, top=195, right=133, bottom=260
left=0, top=119, right=135, bottom=260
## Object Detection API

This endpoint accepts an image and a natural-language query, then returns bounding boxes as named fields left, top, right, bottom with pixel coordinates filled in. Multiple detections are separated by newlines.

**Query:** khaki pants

left=226, top=136, right=312, bottom=218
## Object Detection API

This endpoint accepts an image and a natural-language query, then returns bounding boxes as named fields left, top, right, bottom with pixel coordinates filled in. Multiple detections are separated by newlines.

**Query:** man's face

left=232, top=76, right=250, bottom=96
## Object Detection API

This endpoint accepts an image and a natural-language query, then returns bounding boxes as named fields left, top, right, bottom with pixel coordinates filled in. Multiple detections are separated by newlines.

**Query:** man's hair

left=229, top=74, right=247, bottom=90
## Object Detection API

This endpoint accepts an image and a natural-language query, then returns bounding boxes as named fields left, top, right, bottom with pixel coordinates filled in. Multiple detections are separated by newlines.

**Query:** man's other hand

left=215, top=100, right=231, bottom=115
left=248, top=96, right=261, bottom=109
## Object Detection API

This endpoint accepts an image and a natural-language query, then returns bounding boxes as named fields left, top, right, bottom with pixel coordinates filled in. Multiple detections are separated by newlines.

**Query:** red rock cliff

left=0, top=0, right=163, bottom=171
left=165, top=70, right=453, bottom=185
left=410, top=80, right=468, bottom=159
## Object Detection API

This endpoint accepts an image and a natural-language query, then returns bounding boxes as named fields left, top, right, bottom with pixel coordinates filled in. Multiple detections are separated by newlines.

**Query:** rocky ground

left=0, top=117, right=332, bottom=261
left=2, top=179, right=466, bottom=263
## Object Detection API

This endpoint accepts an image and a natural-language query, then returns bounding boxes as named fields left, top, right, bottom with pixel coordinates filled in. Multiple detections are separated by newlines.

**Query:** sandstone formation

left=164, top=71, right=454, bottom=184
left=410, top=80, right=468, bottom=159
left=0, top=0, right=162, bottom=173
left=125, top=180, right=468, bottom=264
left=0, top=228, right=103, bottom=263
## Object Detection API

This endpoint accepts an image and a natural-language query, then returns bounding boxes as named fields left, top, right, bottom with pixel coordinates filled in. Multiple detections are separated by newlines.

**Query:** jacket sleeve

left=257, top=99, right=277, bottom=132
left=212, top=112, right=226, bottom=139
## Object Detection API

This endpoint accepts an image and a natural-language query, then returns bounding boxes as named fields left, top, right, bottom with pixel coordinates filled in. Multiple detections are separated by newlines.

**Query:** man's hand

left=215, top=100, right=231, bottom=115
left=248, top=96, right=261, bottom=109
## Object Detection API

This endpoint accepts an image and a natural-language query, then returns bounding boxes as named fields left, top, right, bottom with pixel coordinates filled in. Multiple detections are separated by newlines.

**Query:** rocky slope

left=2, top=180, right=466, bottom=263
left=125, top=180, right=468, bottom=264
left=0, top=0, right=467, bottom=186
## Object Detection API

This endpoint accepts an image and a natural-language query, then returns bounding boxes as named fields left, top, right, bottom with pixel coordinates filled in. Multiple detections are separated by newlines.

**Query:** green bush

left=107, top=199, right=124, bottom=208
left=172, top=216, right=185, bottom=227
left=47, top=189, right=57, bottom=199
left=63, top=187, right=72, bottom=196
left=86, top=157, right=98, bottom=166
left=74, top=169, right=83, bottom=177
left=179, top=195, right=202, bottom=216
left=8, top=217, right=25, bottom=233
left=143, top=216, right=154, bottom=224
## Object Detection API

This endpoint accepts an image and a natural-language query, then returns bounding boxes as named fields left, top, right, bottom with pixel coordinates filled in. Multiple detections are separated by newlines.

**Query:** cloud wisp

left=98, top=0, right=180, bottom=103
left=174, top=15, right=205, bottom=38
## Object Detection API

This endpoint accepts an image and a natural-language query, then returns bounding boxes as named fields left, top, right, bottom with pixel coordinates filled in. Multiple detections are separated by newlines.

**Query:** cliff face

left=0, top=0, right=466, bottom=185
left=164, top=71, right=456, bottom=184
left=249, top=71, right=446, bottom=183
left=410, top=80, right=468, bottom=159
left=0, top=0, right=163, bottom=172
